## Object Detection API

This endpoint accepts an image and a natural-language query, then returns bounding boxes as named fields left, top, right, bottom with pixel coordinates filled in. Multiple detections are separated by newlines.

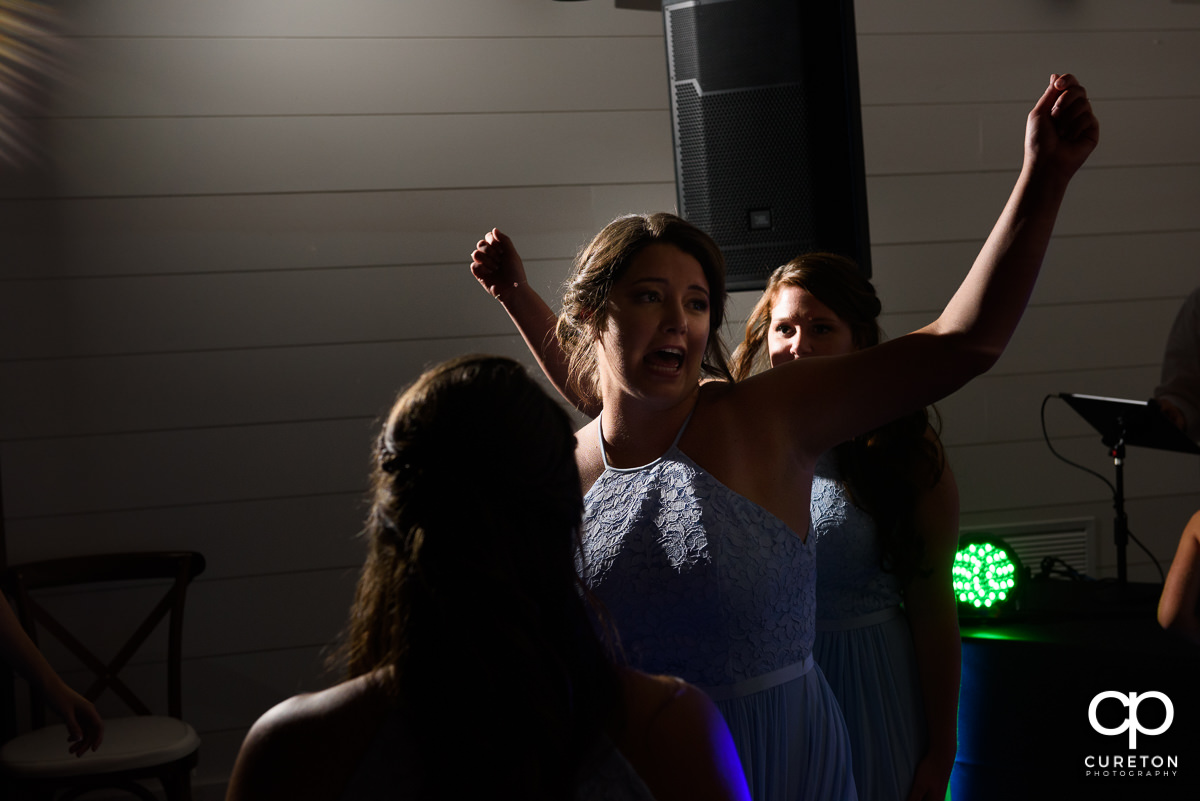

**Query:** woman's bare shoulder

left=616, top=668, right=750, bottom=801
left=258, top=672, right=383, bottom=732
left=620, top=669, right=720, bottom=736
left=228, top=673, right=392, bottom=801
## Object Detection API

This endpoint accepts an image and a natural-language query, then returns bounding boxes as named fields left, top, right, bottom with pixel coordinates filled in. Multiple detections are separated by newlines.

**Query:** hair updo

left=335, top=355, right=617, bottom=800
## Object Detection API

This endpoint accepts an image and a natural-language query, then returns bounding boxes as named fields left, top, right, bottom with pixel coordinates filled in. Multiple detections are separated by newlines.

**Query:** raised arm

left=740, top=74, right=1100, bottom=457
left=471, top=229, right=599, bottom=416
left=1159, top=510, right=1200, bottom=645
left=902, top=456, right=962, bottom=801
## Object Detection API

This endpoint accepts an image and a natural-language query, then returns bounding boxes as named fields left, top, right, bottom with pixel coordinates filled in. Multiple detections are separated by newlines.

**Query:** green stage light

left=953, top=538, right=1022, bottom=615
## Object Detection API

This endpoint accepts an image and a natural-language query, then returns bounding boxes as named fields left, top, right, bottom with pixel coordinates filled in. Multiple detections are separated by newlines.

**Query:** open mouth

left=646, top=348, right=685, bottom=371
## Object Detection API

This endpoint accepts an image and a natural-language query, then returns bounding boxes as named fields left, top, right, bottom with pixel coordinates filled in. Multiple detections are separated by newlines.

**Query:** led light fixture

left=953, top=537, right=1022, bottom=616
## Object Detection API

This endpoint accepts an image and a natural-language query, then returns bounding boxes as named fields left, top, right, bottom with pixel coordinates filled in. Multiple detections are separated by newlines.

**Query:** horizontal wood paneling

left=51, top=0, right=665, bottom=39
left=13, top=98, right=1199, bottom=202
left=863, top=98, right=1200, bottom=175
left=870, top=232, right=1200, bottom=312
left=859, top=31, right=1200, bottom=105
left=186, top=572, right=355, bottom=658
left=3, top=494, right=366, bottom=579
left=27, top=570, right=354, bottom=664
left=868, top=165, right=1200, bottom=245
left=0, top=262, right=567, bottom=359
left=1, top=419, right=374, bottom=518
left=1, top=352, right=584, bottom=520
left=855, top=0, right=1200, bottom=35
left=51, top=37, right=670, bottom=117
left=0, top=335, right=553, bottom=440
left=9, top=110, right=674, bottom=199
left=948, top=436, right=1200, bottom=512
left=0, top=295, right=1181, bottom=443
left=3, top=174, right=1195, bottom=361
left=0, top=355, right=1182, bottom=524
left=41, top=1, right=1200, bottom=42
left=0, top=186, right=640, bottom=279
left=935, top=366, right=1164, bottom=447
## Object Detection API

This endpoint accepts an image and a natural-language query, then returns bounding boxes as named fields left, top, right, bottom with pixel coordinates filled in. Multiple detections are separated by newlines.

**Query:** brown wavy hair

left=732, top=254, right=944, bottom=586
left=556, top=213, right=733, bottom=405
left=333, top=355, right=619, bottom=800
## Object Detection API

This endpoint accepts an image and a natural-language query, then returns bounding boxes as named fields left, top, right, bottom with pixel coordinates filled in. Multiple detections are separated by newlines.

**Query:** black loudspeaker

left=663, top=0, right=871, bottom=290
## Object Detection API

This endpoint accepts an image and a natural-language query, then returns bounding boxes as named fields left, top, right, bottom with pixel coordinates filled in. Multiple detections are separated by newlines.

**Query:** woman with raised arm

left=731, top=255, right=960, bottom=801
left=226, top=356, right=750, bottom=801
left=472, top=75, right=1097, bottom=801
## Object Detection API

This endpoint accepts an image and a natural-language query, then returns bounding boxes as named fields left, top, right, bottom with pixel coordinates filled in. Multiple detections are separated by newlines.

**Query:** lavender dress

left=810, top=453, right=927, bottom=801
left=582, top=418, right=856, bottom=801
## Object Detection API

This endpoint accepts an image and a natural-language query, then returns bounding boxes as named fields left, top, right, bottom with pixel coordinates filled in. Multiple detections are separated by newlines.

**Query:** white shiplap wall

left=1, top=0, right=1198, bottom=795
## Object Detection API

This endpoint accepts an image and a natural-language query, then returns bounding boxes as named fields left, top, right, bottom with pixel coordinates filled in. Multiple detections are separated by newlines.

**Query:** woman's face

left=767, top=284, right=856, bottom=366
left=595, top=242, right=711, bottom=406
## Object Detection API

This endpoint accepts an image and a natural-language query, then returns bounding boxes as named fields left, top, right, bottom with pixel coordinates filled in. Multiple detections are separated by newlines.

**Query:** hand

left=1025, top=73, right=1100, bottom=181
left=905, top=748, right=956, bottom=801
left=470, top=228, right=528, bottom=303
left=47, top=681, right=104, bottom=756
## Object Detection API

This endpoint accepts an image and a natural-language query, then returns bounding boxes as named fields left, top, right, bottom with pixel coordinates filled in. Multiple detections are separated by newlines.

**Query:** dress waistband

left=699, top=655, right=814, bottom=702
left=815, top=605, right=903, bottom=632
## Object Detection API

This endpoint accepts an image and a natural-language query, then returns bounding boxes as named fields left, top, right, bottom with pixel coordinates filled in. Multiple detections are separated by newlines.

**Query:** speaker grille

left=674, top=81, right=816, bottom=288
left=664, top=0, right=871, bottom=290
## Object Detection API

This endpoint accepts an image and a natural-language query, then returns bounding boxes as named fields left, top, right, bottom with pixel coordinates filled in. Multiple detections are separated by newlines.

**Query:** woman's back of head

left=373, top=354, right=582, bottom=606
left=339, top=355, right=618, bottom=800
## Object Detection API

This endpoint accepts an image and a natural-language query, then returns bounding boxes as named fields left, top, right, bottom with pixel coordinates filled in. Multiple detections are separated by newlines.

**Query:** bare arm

left=471, top=229, right=600, bottom=417
left=0, top=594, right=103, bottom=755
left=737, top=74, right=1100, bottom=458
left=1158, top=510, right=1200, bottom=645
left=903, top=457, right=962, bottom=801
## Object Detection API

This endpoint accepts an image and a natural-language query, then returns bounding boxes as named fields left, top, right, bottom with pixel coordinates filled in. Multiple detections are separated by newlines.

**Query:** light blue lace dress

left=810, top=453, right=927, bottom=801
left=582, top=420, right=856, bottom=801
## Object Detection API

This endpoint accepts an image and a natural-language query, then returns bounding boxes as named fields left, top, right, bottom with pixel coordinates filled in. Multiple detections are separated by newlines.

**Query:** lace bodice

left=581, top=445, right=815, bottom=688
left=810, top=452, right=902, bottom=620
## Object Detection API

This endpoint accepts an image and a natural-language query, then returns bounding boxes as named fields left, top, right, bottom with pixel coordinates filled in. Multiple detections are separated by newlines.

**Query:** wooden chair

left=0, top=552, right=205, bottom=801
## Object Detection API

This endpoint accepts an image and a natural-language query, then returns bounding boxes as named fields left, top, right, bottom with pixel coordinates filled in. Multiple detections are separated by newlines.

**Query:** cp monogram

left=1088, top=691, right=1174, bottom=749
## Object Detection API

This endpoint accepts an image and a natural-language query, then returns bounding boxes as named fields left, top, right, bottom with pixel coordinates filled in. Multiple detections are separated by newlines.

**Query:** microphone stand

left=1058, top=393, right=1200, bottom=589
left=1105, top=431, right=1128, bottom=586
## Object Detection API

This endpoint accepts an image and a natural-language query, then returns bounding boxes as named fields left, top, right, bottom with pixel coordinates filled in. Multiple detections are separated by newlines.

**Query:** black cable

left=1040, top=395, right=1115, bottom=495
left=1042, top=395, right=1167, bottom=586
left=1039, top=555, right=1091, bottom=581
left=1125, top=527, right=1166, bottom=584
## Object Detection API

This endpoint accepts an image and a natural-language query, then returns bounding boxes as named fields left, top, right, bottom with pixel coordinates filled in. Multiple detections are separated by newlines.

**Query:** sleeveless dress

left=810, top=453, right=927, bottom=801
left=582, top=417, right=856, bottom=801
